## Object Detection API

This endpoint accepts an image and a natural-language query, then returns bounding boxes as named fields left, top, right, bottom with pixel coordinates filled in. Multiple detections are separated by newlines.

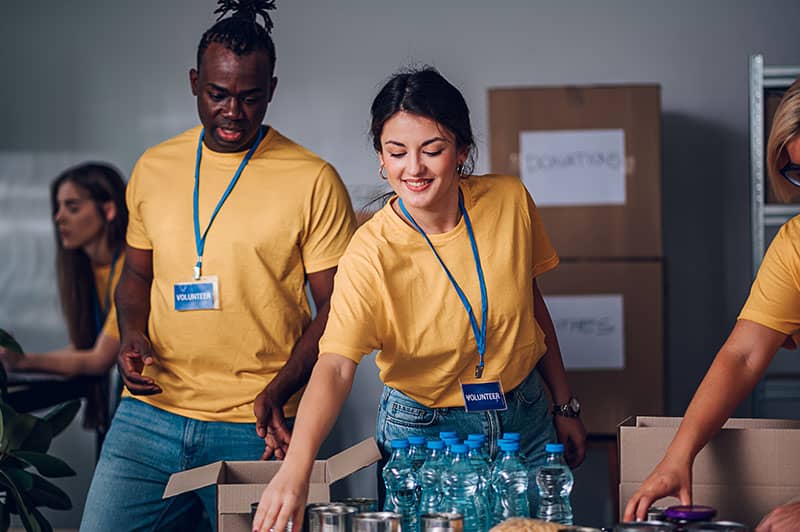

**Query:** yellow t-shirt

left=739, top=215, right=800, bottom=348
left=319, top=174, right=559, bottom=408
left=93, top=250, right=124, bottom=341
left=125, top=126, right=355, bottom=422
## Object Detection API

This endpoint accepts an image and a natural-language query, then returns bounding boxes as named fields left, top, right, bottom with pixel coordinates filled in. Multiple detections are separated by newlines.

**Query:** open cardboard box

left=619, top=416, right=800, bottom=526
left=163, top=438, right=382, bottom=532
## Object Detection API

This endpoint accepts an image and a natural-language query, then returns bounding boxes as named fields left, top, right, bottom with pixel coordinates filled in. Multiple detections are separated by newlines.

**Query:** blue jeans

left=80, top=398, right=268, bottom=532
left=375, top=369, right=556, bottom=509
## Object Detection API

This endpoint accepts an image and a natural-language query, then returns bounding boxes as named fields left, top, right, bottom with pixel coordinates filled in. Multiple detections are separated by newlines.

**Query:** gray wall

left=2, top=0, right=800, bottom=527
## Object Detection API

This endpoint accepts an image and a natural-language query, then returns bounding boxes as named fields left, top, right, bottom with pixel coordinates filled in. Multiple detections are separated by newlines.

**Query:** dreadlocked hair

left=197, top=0, right=277, bottom=71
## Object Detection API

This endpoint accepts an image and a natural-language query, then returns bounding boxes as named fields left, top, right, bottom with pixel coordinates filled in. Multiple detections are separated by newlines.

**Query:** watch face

left=569, top=397, right=581, bottom=413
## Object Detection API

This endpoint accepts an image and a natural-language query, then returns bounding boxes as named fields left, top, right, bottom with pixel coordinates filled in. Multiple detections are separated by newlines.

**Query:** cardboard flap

left=325, top=438, right=381, bottom=484
left=163, top=461, right=226, bottom=499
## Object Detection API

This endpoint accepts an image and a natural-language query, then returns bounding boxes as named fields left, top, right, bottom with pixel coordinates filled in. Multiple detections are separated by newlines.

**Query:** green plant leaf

left=31, top=508, right=52, bottom=532
left=0, top=405, right=37, bottom=452
left=0, top=330, right=24, bottom=355
left=0, top=470, right=40, bottom=532
left=18, top=420, right=52, bottom=454
left=11, top=452, right=75, bottom=478
left=26, top=475, right=71, bottom=511
left=3, top=469, right=34, bottom=492
left=41, top=400, right=80, bottom=439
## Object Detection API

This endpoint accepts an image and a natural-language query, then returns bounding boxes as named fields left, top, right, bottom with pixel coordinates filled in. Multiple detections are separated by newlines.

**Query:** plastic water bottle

left=441, top=436, right=460, bottom=464
left=418, top=440, right=446, bottom=516
left=535, top=443, right=573, bottom=525
left=465, top=439, right=491, bottom=531
left=439, top=431, right=458, bottom=440
left=440, top=444, right=482, bottom=532
left=407, top=435, right=428, bottom=471
left=383, top=439, right=420, bottom=532
left=490, top=440, right=530, bottom=525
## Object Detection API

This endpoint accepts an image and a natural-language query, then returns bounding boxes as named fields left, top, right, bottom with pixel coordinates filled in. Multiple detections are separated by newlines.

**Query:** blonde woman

left=624, top=79, right=800, bottom=532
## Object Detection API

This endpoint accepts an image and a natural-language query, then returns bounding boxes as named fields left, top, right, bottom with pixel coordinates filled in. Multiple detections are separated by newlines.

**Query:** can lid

left=664, top=505, right=717, bottom=522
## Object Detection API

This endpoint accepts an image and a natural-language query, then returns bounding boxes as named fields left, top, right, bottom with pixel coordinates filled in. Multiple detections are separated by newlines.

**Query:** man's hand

left=254, top=386, right=292, bottom=460
left=117, top=331, right=161, bottom=395
left=756, top=501, right=800, bottom=532
left=554, top=415, right=587, bottom=468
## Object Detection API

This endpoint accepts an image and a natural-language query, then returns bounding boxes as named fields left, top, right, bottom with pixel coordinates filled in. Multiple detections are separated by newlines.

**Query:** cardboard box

left=537, top=260, right=664, bottom=435
left=489, top=84, right=662, bottom=258
left=163, top=438, right=382, bottom=532
left=619, top=416, right=800, bottom=526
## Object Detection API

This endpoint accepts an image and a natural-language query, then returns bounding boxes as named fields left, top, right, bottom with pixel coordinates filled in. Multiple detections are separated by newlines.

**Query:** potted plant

left=0, top=329, right=80, bottom=532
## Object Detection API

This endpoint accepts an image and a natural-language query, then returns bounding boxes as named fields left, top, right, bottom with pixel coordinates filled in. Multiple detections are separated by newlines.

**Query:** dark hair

left=50, top=163, right=128, bottom=351
left=370, top=66, right=477, bottom=174
left=197, top=0, right=277, bottom=73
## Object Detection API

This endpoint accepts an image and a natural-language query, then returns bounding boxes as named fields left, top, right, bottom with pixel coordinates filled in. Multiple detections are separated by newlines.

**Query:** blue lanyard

left=192, top=126, right=264, bottom=279
left=93, top=248, right=121, bottom=335
left=397, top=194, right=489, bottom=378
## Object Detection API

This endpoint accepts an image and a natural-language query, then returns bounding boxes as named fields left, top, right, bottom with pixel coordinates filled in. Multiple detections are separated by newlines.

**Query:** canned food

left=307, top=504, right=357, bottom=532
left=352, top=512, right=401, bottom=532
left=646, top=507, right=667, bottom=522
left=335, top=498, right=379, bottom=513
left=613, top=522, right=677, bottom=531
left=250, top=502, right=294, bottom=531
left=683, top=523, right=749, bottom=532
left=420, top=512, right=464, bottom=532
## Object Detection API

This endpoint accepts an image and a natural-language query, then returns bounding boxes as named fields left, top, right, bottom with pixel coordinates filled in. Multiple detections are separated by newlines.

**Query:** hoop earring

left=379, top=165, right=388, bottom=180
left=456, top=163, right=465, bottom=177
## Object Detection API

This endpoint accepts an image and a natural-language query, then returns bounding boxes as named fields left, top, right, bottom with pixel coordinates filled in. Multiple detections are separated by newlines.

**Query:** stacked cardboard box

left=489, top=84, right=663, bottom=435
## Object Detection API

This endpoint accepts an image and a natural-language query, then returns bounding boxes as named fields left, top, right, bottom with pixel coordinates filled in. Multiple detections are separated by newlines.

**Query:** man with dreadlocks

left=80, top=1, right=355, bottom=529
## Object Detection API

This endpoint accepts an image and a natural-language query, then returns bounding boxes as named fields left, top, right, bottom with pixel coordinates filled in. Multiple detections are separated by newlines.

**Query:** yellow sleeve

left=125, top=158, right=153, bottom=250
left=301, top=164, right=356, bottom=273
left=739, top=219, right=800, bottom=343
left=318, top=242, right=381, bottom=362
left=524, top=184, right=560, bottom=278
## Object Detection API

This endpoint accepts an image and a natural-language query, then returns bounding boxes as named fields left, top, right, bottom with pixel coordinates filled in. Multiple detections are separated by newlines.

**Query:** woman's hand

left=554, top=415, right=586, bottom=468
left=623, top=455, right=692, bottom=521
left=0, top=346, right=24, bottom=373
left=252, top=464, right=309, bottom=532
left=756, top=500, right=800, bottom=532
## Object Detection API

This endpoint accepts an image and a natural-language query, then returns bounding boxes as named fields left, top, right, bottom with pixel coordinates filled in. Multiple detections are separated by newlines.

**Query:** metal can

left=664, top=505, right=718, bottom=525
left=252, top=502, right=294, bottom=532
left=683, top=523, right=749, bottom=532
left=613, top=522, right=677, bottom=532
left=307, top=504, right=357, bottom=532
left=646, top=507, right=667, bottom=522
left=420, top=512, right=464, bottom=532
left=352, top=512, right=402, bottom=532
left=335, top=498, right=379, bottom=514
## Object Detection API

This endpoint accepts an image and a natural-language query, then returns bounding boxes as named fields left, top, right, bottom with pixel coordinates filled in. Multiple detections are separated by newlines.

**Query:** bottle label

left=460, top=378, right=507, bottom=412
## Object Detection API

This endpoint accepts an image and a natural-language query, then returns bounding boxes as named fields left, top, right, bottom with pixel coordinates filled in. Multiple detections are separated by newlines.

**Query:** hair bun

left=214, top=0, right=277, bottom=32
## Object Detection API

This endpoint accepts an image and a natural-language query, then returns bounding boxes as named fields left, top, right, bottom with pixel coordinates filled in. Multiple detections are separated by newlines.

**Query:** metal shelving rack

left=749, top=55, right=800, bottom=417
left=749, top=55, right=800, bottom=271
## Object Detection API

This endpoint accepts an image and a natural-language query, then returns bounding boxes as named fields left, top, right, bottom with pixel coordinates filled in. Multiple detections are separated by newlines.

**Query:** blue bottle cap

left=439, top=431, right=458, bottom=439
left=545, top=443, right=564, bottom=453
left=442, top=437, right=460, bottom=447
left=407, top=436, right=427, bottom=445
left=502, top=432, right=521, bottom=441
left=466, top=434, right=485, bottom=442
left=498, top=441, right=519, bottom=452
left=426, top=440, right=445, bottom=450
left=465, top=440, right=482, bottom=449
left=450, top=443, right=468, bottom=454
left=391, top=439, right=409, bottom=449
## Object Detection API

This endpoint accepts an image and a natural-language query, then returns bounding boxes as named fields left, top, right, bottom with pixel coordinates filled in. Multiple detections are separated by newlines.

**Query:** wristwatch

left=552, top=396, right=581, bottom=418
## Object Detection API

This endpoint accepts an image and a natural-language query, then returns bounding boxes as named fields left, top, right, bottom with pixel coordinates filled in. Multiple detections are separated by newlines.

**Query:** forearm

left=665, top=320, right=781, bottom=463
left=267, top=301, right=331, bottom=404
left=282, top=354, right=356, bottom=475
left=115, top=264, right=152, bottom=338
left=17, top=334, right=120, bottom=376
left=532, top=282, right=571, bottom=404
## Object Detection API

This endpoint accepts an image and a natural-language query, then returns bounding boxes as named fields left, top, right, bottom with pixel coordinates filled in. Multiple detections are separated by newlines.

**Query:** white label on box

left=544, top=294, right=625, bottom=370
left=519, top=129, right=626, bottom=206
